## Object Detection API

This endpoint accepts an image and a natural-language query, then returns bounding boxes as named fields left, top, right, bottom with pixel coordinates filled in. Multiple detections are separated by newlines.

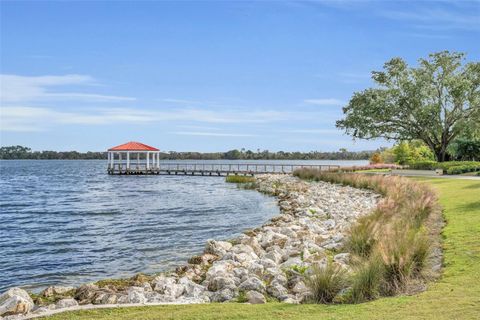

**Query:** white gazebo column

left=137, top=153, right=140, bottom=169
left=157, top=152, right=160, bottom=169
left=107, top=152, right=111, bottom=169
left=146, top=151, right=150, bottom=170
left=126, top=151, right=130, bottom=170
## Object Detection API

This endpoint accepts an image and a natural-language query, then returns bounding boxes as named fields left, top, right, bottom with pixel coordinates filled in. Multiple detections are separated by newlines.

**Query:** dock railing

left=107, top=162, right=341, bottom=176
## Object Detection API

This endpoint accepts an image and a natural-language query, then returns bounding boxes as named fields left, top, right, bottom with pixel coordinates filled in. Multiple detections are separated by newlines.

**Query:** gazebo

left=107, top=141, right=160, bottom=174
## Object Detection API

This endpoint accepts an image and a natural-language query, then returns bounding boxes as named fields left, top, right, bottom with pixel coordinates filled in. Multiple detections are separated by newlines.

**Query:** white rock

left=55, top=298, right=78, bottom=309
left=267, top=282, right=288, bottom=299
left=42, top=286, right=75, bottom=297
left=246, top=290, right=266, bottom=304
left=127, top=287, right=147, bottom=304
left=205, top=260, right=235, bottom=280
left=263, top=251, right=283, bottom=264
left=280, top=257, right=303, bottom=269
left=291, top=281, right=309, bottom=294
left=178, top=277, right=206, bottom=299
left=247, top=261, right=264, bottom=277
left=333, top=253, right=350, bottom=265
left=152, top=275, right=176, bottom=292
left=210, top=288, right=235, bottom=302
left=258, top=258, right=277, bottom=269
left=0, top=288, right=34, bottom=316
left=207, top=276, right=235, bottom=292
left=238, top=277, right=266, bottom=293
left=205, top=240, right=232, bottom=257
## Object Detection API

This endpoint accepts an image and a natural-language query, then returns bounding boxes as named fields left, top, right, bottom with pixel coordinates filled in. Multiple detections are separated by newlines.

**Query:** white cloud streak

left=381, top=7, right=480, bottom=31
left=288, top=129, right=342, bottom=134
left=170, top=131, right=256, bottom=137
left=304, top=98, right=345, bottom=106
left=0, top=106, right=318, bottom=132
left=0, top=74, right=135, bottom=103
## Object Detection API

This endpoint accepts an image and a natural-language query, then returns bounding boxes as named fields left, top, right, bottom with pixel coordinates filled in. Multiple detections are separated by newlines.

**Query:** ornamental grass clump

left=349, top=256, right=384, bottom=303
left=305, top=264, right=348, bottom=304
left=294, top=168, right=442, bottom=302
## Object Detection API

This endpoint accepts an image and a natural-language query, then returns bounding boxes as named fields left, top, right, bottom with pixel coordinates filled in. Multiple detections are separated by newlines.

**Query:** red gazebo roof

left=108, top=141, right=159, bottom=151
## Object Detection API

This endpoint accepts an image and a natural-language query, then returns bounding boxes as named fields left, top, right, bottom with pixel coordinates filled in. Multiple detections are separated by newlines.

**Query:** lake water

left=0, top=159, right=367, bottom=292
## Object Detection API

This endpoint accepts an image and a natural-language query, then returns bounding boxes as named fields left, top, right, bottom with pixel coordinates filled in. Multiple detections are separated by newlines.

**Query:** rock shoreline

left=0, top=174, right=380, bottom=319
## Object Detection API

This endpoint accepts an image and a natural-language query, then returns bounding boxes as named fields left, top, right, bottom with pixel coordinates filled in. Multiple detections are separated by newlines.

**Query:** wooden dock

left=107, top=163, right=340, bottom=176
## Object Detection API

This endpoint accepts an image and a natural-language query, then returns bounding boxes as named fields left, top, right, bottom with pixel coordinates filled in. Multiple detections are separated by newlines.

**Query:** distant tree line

left=0, top=145, right=375, bottom=160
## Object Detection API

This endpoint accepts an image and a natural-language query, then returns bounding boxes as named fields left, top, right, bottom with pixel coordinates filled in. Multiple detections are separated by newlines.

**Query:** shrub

left=407, top=160, right=438, bottom=170
left=235, top=290, right=248, bottom=303
left=406, top=160, right=480, bottom=173
left=370, top=152, right=383, bottom=164
left=435, top=161, right=480, bottom=171
left=225, top=175, right=255, bottom=183
left=446, top=164, right=480, bottom=175
left=349, top=256, right=384, bottom=303
left=305, top=264, right=348, bottom=304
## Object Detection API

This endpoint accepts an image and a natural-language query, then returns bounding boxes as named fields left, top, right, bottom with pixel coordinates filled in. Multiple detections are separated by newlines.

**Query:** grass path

left=43, top=178, right=480, bottom=319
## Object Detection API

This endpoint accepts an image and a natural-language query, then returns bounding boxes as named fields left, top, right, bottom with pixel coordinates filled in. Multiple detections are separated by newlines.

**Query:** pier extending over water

left=107, top=163, right=340, bottom=176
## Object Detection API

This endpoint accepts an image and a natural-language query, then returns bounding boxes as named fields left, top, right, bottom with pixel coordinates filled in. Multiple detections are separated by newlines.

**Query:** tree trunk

left=434, top=146, right=450, bottom=162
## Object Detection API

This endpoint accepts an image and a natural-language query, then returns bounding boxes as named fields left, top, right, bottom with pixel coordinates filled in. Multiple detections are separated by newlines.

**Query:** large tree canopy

left=337, top=51, right=480, bottom=161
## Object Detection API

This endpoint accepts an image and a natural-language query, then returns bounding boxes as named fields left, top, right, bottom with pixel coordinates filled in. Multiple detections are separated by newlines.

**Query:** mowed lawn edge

left=42, top=178, right=480, bottom=320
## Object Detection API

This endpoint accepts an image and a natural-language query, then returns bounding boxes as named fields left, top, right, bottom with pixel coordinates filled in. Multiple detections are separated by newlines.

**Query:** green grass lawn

left=43, top=178, right=480, bottom=320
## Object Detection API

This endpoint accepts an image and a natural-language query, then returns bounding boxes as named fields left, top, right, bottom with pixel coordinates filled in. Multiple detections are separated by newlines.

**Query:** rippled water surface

left=0, top=159, right=367, bottom=292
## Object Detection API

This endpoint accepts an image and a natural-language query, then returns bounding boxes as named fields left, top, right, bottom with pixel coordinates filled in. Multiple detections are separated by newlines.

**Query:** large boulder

left=247, top=261, right=264, bottom=277
left=259, top=231, right=288, bottom=249
left=127, top=287, right=147, bottom=304
left=42, top=286, right=75, bottom=298
left=263, top=251, right=283, bottom=264
left=55, top=298, right=78, bottom=309
left=152, top=275, right=184, bottom=298
left=207, top=276, right=235, bottom=292
left=238, top=277, right=266, bottom=293
left=205, top=261, right=235, bottom=280
left=205, top=240, right=232, bottom=257
left=74, top=284, right=99, bottom=304
left=266, top=282, right=288, bottom=299
left=210, top=288, right=236, bottom=302
left=246, top=290, right=266, bottom=304
left=92, top=292, right=119, bottom=305
left=279, top=257, right=303, bottom=270
left=241, top=237, right=265, bottom=257
left=178, top=277, right=206, bottom=300
left=0, top=287, right=34, bottom=316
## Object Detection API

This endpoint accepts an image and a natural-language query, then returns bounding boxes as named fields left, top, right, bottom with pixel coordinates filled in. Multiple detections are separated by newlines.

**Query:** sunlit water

left=0, top=159, right=366, bottom=292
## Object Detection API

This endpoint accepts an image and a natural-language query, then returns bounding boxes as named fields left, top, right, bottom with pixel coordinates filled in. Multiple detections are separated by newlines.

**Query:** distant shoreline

left=0, top=146, right=374, bottom=161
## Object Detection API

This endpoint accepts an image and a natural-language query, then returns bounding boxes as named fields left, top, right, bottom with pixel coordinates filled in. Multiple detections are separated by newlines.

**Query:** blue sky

left=1, top=1, right=479, bottom=152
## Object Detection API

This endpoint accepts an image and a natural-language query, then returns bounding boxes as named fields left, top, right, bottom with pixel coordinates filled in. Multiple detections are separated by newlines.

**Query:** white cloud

left=0, top=74, right=135, bottom=103
left=162, top=98, right=202, bottom=104
left=288, top=129, right=342, bottom=134
left=381, top=7, right=480, bottom=31
left=0, top=106, right=155, bottom=131
left=0, top=106, right=318, bottom=132
left=170, top=131, right=256, bottom=137
left=304, top=98, right=345, bottom=106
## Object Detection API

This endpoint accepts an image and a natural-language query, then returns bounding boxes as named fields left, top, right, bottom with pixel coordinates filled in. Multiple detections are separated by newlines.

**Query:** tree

left=393, top=141, right=412, bottom=165
left=370, top=152, right=382, bottom=164
left=224, top=149, right=242, bottom=160
left=337, top=51, right=480, bottom=162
